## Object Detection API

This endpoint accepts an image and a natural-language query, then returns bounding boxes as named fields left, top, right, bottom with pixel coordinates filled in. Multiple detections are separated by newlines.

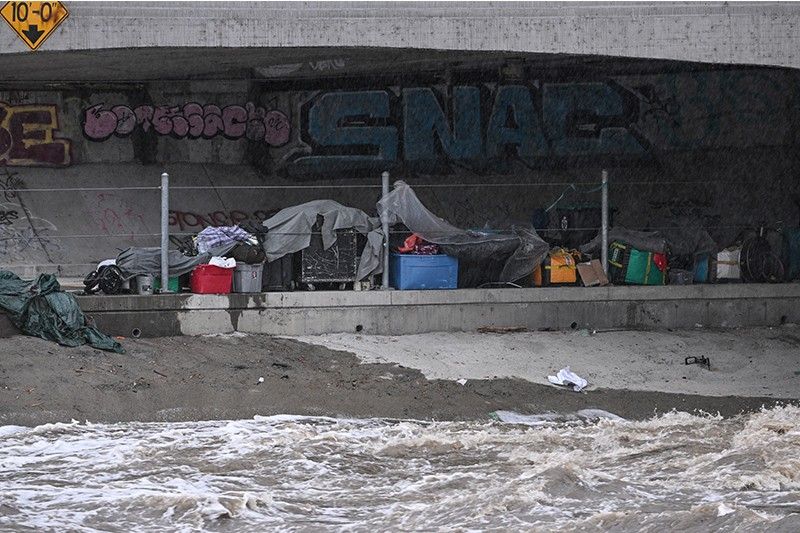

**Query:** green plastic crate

left=153, top=276, right=180, bottom=292
left=608, top=241, right=666, bottom=285
left=624, top=248, right=665, bottom=285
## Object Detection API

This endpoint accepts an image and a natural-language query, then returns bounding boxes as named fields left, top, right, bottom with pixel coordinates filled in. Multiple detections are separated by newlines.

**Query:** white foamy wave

left=0, top=407, right=799, bottom=531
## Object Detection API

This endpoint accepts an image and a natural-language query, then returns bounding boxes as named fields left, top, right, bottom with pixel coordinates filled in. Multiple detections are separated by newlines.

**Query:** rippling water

left=1, top=406, right=799, bottom=532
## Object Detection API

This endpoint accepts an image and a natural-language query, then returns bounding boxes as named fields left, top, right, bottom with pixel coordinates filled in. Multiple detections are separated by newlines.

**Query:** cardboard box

left=577, top=259, right=609, bottom=287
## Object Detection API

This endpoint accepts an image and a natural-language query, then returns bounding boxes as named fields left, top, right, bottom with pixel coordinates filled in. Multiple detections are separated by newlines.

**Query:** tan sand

left=290, top=326, right=800, bottom=398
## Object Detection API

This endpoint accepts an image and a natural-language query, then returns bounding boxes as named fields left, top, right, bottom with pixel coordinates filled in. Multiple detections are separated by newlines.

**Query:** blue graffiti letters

left=403, top=87, right=482, bottom=161
left=287, top=82, right=643, bottom=174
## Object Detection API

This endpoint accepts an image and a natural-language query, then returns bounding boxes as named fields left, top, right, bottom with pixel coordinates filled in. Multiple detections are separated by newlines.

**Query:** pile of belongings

left=261, top=199, right=376, bottom=264
left=195, top=225, right=265, bottom=264
left=373, top=181, right=550, bottom=287
left=0, top=270, right=123, bottom=352
left=259, top=183, right=550, bottom=288
left=195, top=226, right=259, bottom=256
left=85, top=225, right=263, bottom=295
left=177, top=226, right=264, bottom=263
left=396, top=234, right=440, bottom=255
left=581, top=227, right=669, bottom=286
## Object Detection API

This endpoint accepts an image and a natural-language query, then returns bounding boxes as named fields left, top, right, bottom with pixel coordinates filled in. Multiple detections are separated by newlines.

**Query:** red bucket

left=190, top=264, right=233, bottom=294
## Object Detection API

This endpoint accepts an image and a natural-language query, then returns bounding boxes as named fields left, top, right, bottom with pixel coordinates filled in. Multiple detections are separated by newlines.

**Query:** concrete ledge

left=74, top=283, right=800, bottom=311
left=66, top=284, right=800, bottom=337
left=3, top=284, right=798, bottom=338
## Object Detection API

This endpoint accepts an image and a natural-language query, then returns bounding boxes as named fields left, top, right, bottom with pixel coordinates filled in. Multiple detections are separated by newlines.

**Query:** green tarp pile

left=0, top=270, right=123, bottom=353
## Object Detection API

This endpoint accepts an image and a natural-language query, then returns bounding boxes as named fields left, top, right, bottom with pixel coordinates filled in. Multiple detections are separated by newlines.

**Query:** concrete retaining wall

left=2, top=284, right=792, bottom=339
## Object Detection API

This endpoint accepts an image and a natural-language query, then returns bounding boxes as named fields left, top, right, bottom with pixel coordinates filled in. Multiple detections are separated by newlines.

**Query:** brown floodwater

left=1, top=406, right=799, bottom=531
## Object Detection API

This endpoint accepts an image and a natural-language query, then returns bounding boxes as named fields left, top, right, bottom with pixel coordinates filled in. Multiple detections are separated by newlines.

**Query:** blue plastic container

left=390, top=253, right=458, bottom=290
left=785, top=228, right=800, bottom=280
left=693, top=253, right=710, bottom=283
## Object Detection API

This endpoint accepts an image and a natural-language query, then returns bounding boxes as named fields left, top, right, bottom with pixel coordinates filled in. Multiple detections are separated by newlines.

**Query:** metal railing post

left=160, top=172, right=170, bottom=293
left=601, top=169, right=609, bottom=274
left=381, top=170, right=391, bottom=289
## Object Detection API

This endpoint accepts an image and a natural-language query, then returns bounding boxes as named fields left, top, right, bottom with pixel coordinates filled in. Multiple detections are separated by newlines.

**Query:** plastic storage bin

left=715, top=247, right=742, bottom=281
left=390, top=253, right=458, bottom=290
left=263, top=254, right=294, bottom=291
left=190, top=264, right=233, bottom=294
left=693, top=253, right=710, bottom=283
left=608, top=242, right=666, bottom=285
left=784, top=228, right=800, bottom=280
left=233, top=262, right=264, bottom=293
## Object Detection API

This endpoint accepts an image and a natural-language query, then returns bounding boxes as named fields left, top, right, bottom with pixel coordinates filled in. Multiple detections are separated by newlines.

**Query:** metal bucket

left=132, top=274, right=154, bottom=295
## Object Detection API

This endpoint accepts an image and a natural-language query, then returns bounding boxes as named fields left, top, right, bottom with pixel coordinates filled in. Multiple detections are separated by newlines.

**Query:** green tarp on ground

left=0, top=271, right=123, bottom=353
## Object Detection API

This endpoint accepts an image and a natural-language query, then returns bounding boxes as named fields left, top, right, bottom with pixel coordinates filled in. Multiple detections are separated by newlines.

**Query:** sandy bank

left=292, top=326, right=800, bottom=398
left=0, top=329, right=796, bottom=426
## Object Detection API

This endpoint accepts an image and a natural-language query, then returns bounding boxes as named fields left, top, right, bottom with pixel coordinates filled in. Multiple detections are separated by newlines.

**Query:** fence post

left=381, top=170, right=390, bottom=289
left=601, top=169, right=609, bottom=274
left=160, top=172, right=170, bottom=293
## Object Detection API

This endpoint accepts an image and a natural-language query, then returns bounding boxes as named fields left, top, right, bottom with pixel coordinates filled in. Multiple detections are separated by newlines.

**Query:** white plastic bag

left=547, top=367, right=588, bottom=392
left=208, top=256, right=236, bottom=269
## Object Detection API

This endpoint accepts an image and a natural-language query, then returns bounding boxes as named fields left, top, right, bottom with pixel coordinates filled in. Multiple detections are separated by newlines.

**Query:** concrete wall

left=2, top=2, right=800, bottom=69
left=1, top=284, right=794, bottom=338
left=1, top=55, right=798, bottom=274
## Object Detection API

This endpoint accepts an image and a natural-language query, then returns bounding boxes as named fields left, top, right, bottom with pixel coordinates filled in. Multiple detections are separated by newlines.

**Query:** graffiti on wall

left=0, top=102, right=71, bottom=167
left=0, top=168, right=60, bottom=260
left=67, top=68, right=793, bottom=175
left=91, top=192, right=150, bottom=237
left=169, top=209, right=271, bottom=231
left=0, top=167, right=23, bottom=201
left=279, top=82, right=647, bottom=176
left=0, top=209, right=18, bottom=225
left=269, top=69, right=792, bottom=177
left=83, top=102, right=291, bottom=146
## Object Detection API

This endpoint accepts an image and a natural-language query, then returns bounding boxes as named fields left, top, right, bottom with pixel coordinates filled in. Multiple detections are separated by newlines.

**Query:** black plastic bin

left=262, top=253, right=295, bottom=291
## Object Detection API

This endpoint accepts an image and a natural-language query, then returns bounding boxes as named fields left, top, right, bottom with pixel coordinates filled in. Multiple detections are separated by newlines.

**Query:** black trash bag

left=0, top=271, right=123, bottom=353
left=83, top=264, right=126, bottom=295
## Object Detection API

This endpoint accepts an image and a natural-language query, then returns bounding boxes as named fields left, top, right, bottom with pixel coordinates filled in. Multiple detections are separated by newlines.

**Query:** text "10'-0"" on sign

left=1, top=1, right=69, bottom=50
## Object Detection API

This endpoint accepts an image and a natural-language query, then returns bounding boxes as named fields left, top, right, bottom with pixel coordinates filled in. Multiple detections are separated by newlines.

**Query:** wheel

left=98, top=266, right=124, bottom=295
left=83, top=270, right=101, bottom=294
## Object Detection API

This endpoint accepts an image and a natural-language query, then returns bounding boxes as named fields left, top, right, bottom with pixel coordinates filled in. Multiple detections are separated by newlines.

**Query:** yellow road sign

left=1, top=1, right=68, bottom=50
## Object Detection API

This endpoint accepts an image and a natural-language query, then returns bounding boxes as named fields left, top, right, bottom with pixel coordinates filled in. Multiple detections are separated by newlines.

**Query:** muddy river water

left=1, top=406, right=799, bottom=531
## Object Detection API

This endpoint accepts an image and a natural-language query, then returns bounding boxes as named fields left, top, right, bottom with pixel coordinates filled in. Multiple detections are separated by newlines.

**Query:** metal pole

left=601, top=169, right=609, bottom=274
left=160, top=172, right=170, bottom=293
left=381, top=171, right=391, bottom=289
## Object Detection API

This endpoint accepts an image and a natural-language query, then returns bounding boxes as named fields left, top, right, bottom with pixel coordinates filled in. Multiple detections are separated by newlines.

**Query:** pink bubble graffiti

left=82, top=102, right=291, bottom=146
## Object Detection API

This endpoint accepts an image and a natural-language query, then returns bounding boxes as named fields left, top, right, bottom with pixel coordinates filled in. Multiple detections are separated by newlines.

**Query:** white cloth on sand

left=547, top=367, right=588, bottom=392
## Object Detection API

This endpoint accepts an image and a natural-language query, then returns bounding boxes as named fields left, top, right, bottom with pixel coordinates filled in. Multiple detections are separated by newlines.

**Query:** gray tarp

left=581, top=227, right=669, bottom=255
left=116, top=244, right=236, bottom=278
left=259, top=182, right=549, bottom=284
left=581, top=223, right=717, bottom=257
left=372, top=181, right=550, bottom=283
left=262, top=200, right=380, bottom=263
left=646, top=214, right=718, bottom=256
